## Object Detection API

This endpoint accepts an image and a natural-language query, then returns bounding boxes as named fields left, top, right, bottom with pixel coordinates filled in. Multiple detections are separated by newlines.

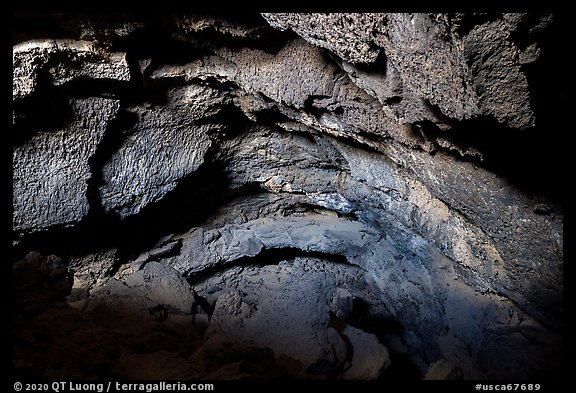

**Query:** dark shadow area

left=346, top=297, right=404, bottom=336
left=159, top=13, right=299, bottom=54
left=413, top=15, right=566, bottom=209
left=510, top=13, right=565, bottom=138
left=12, top=78, right=76, bottom=146
left=12, top=13, right=84, bottom=44
left=378, top=352, right=423, bottom=380
left=416, top=117, right=564, bottom=208
left=12, top=252, right=202, bottom=380
left=85, top=109, right=139, bottom=216
left=188, top=248, right=352, bottom=285
left=56, top=76, right=135, bottom=100
left=109, top=20, right=213, bottom=66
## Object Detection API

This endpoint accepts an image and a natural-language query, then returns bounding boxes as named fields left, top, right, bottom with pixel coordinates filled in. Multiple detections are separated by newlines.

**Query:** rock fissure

left=187, top=247, right=355, bottom=285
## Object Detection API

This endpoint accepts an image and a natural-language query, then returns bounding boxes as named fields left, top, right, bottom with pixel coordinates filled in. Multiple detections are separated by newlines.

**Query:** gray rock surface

left=13, top=98, right=120, bottom=232
left=84, top=261, right=196, bottom=318
left=100, top=85, right=227, bottom=218
left=195, top=258, right=373, bottom=376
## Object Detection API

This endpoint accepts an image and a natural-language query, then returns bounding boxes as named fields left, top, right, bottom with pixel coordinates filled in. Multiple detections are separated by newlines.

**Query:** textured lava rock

left=195, top=259, right=374, bottom=377
left=13, top=39, right=130, bottom=101
left=13, top=98, right=120, bottom=233
left=99, top=84, right=227, bottom=218
left=341, top=325, right=391, bottom=380
left=261, top=13, right=385, bottom=64
left=262, top=13, right=545, bottom=128
left=12, top=13, right=563, bottom=381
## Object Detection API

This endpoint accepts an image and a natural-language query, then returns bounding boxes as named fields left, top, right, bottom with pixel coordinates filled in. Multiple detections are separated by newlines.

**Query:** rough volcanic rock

left=13, top=98, right=120, bottom=233
left=68, top=249, right=119, bottom=296
left=137, top=117, right=559, bottom=378
left=341, top=325, right=390, bottom=380
left=374, top=13, right=480, bottom=122
left=165, top=14, right=269, bottom=41
left=262, top=13, right=544, bottom=128
left=166, top=213, right=381, bottom=277
left=195, top=259, right=373, bottom=377
left=261, top=13, right=384, bottom=64
left=151, top=40, right=410, bottom=146
left=82, top=261, right=196, bottom=321
left=12, top=12, right=563, bottom=381
left=99, top=84, right=226, bottom=218
left=459, top=17, right=535, bottom=128
left=13, top=39, right=129, bottom=101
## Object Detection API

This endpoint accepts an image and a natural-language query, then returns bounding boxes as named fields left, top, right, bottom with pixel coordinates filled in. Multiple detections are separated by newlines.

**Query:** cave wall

left=12, top=13, right=563, bottom=380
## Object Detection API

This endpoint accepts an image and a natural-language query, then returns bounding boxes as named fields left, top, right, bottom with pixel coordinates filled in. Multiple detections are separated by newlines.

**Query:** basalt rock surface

left=12, top=13, right=564, bottom=381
